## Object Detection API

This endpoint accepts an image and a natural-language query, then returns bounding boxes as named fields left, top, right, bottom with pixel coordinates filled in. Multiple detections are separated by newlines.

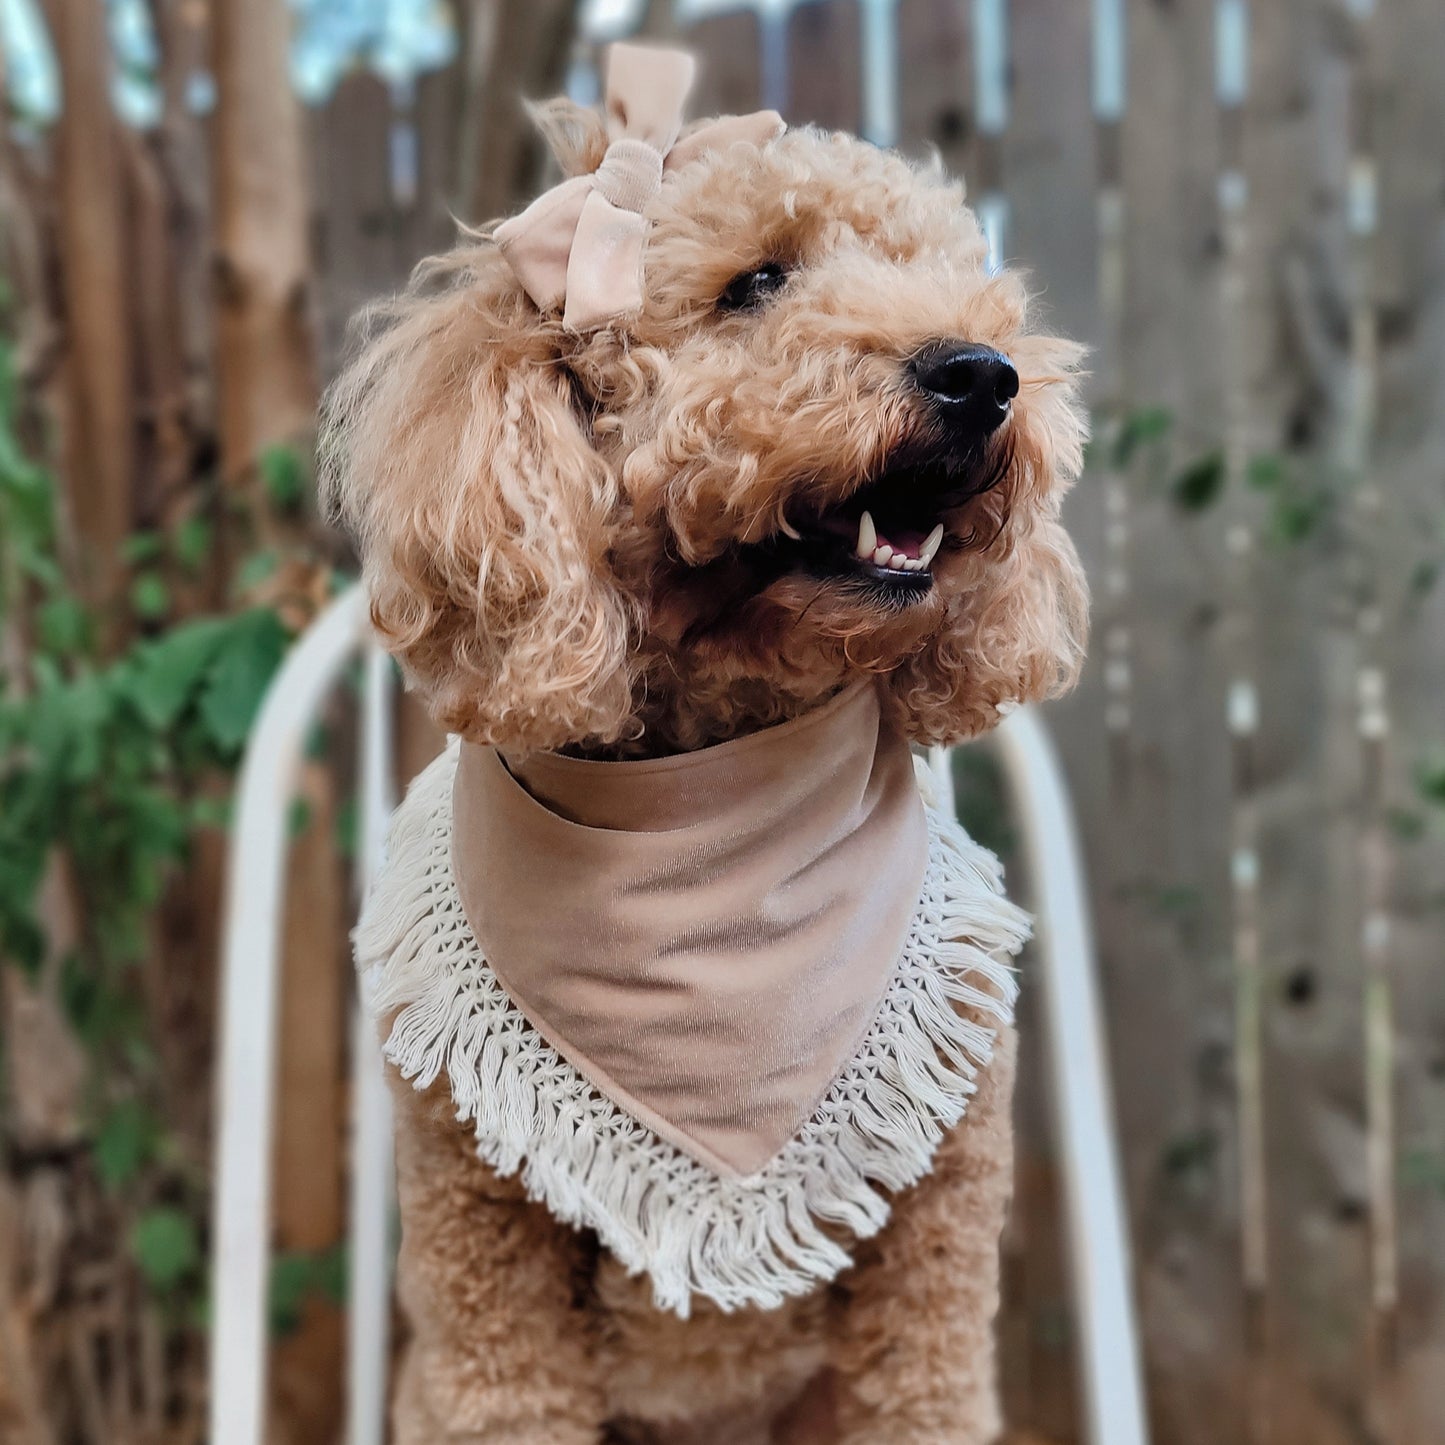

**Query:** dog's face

left=323, top=105, right=1086, bottom=756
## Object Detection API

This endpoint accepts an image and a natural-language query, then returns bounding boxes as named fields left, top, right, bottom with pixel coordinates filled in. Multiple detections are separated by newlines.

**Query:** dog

left=323, top=44, right=1085, bottom=1445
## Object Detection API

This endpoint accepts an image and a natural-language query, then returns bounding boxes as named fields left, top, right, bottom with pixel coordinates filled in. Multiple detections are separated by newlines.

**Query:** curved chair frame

left=208, top=585, right=1148, bottom=1445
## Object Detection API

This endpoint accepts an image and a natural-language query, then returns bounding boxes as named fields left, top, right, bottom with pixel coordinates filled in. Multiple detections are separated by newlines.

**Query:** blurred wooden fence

left=296, top=4, right=1445, bottom=1441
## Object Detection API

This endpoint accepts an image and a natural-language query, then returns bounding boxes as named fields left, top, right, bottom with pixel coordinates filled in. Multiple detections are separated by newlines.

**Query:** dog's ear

left=321, top=245, right=635, bottom=752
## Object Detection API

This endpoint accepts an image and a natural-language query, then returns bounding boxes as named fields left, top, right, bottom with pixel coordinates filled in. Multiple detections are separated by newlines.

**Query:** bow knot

left=592, top=137, right=665, bottom=214
left=495, top=44, right=784, bottom=332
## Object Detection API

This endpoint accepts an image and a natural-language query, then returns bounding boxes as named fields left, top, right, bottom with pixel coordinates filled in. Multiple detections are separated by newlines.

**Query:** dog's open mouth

left=758, top=441, right=1013, bottom=600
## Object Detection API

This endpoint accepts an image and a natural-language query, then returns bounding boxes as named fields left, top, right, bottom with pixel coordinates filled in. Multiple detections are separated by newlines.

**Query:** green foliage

left=269, top=1244, right=348, bottom=1337
left=1160, top=1126, right=1218, bottom=1182
left=130, top=1206, right=203, bottom=1292
left=950, top=747, right=1015, bottom=859
left=259, top=442, right=309, bottom=513
left=172, top=516, right=214, bottom=572
left=235, top=546, right=280, bottom=595
left=95, top=1098, right=164, bottom=1191
left=1137, top=881, right=1203, bottom=918
left=1387, top=806, right=1427, bottom=843
left=0, top=603, right=294, bottom=977
left=129, top=571, right=171, bottom=621
left=0, top=324, right=337, bottom=1324
left=197, top=608, right=290, bottom=749
left=1171, top=450, right=1226, bottom=511
left=334, top=793, right=359, bottom=860
left=1407, top=558, right=1439, bottom=602
left=1099, top=397, right=1341, bottom=547
left=1246, top=452, right=1336, bottom=544
left=1401, top=1147, right=1445, bottom=1197
left=1110, top=405, right=1173, bottom=470
left=1418, top=756, right=1445, bottom=809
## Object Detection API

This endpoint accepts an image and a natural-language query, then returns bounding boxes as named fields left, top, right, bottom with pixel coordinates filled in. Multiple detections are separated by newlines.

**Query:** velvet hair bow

left=495, top=44, right=785, bottom=332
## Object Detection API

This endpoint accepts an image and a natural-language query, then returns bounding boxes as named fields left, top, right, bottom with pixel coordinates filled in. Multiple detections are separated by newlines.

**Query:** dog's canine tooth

left=855, top=511, right=877, bottom=558
left=778, top=514, right=802, bottom=541
left=918, top=524, right=945, bottom=568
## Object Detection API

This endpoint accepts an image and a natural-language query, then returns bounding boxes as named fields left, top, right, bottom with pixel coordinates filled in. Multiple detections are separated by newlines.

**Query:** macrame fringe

left=356, top=743, right=1027, bottom=1318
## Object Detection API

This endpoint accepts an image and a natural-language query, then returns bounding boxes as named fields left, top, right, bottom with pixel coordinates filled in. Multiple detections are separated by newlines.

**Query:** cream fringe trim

left=356, top=743, right=1026, bottom=1318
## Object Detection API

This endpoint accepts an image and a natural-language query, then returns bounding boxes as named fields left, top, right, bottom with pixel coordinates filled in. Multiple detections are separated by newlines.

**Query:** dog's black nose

left=910, top=342, right=1019, bottom=434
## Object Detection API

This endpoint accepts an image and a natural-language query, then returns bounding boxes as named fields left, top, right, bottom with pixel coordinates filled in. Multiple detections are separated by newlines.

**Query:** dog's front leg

left=828, top=1027, right=1018, bottom=1445
left=388, top=1071, right=606, bottom=1445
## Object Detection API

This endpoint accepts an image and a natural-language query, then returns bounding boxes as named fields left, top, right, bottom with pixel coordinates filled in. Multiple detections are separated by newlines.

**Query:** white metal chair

left=208, top=584, right=1148, bottom=1445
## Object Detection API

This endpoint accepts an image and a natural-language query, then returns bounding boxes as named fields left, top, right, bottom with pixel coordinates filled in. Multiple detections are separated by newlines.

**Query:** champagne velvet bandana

left=358, top=685, right=1026, bottom=1315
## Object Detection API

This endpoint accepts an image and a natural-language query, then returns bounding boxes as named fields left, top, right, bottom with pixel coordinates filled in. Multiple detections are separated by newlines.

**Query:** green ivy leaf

left=1387, top=807, right=1426, bottom=842
left=304, top=721, right=329, bottom=761
left=46, top=672, right=115, bottom=782
left=122, top=532, right=165, bottom=566
left=268, top=1245, right=348, bottom=1338
left=1271, top=492, right=1325, bottom=545
left=235, top=548, right=279, bottom=595
left=1245, top=454, right=1287, bottom=491
left=125, top=787, right=190, bottom=866
left=287, top=796, right=313, bottom=838
left=130, top=572, right=171, bottom=621
left=131, top=1206, right=201, bottom=1291
left=334, top=795, right=358, bottom=860
left=1161, top=1127, right=1218, bottom=1179
left=1171, top=451, right=1227, bottom=512
left=94, top=1099, right=161, bottom=1190
left=36, top=595, right=92, bottom=657
left=258, top=444, right=307, bottom=512
left=1401, top=1148, right=1445, bottom=1196
left=171, top=516, right=213, bottom=572
left=125, top=618, right=231, bottom=732
left=1112, top=406, right=1172, bottom=469
left=198, top=609, right=288, bottom=751
left=268, top=1253, right=313, bottom=1337
left=190, top=795, right=232, bottom=831
left=1419, top=759, right=1445, bottom=809
left=1407, top=559, right=1439, bottom=598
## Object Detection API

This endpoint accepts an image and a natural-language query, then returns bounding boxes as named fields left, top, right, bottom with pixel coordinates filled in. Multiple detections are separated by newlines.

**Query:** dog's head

left=322, top=65, right=1087, bottom=756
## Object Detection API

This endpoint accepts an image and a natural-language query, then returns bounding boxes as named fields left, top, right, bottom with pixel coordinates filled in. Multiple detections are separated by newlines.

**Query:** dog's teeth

left=888, top=553, right=906, bottom=570
left=779, top=515, right=802, bottom=541
left=855, top=511, right=877, bottom=559
left=873, top=543, right=893, bottom=564
left=918, top=524, right=945, bottom=568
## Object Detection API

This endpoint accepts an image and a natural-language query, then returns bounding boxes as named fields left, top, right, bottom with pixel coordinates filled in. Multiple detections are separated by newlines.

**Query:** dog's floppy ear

left=321, top=244, right=635, bottom=752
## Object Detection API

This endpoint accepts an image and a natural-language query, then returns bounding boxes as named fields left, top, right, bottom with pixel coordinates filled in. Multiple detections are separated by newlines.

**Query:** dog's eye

left=717, top=263, right=789, bottom=312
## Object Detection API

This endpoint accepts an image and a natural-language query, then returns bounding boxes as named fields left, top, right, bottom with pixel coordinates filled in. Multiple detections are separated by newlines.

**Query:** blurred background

left=1, top=1, right=1443, bottom=1442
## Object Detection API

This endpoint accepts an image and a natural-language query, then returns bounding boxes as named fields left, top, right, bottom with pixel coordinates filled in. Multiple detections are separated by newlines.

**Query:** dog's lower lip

left=853, top=558, right=934, bottom=586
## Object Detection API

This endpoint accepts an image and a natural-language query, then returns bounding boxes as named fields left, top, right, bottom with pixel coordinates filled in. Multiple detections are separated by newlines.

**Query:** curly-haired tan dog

left=323, top=45, right=1085, bottom=1445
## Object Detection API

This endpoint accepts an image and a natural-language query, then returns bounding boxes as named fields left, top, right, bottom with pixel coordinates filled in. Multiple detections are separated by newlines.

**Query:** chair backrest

left=209, top=584, right=1148, bottom=1445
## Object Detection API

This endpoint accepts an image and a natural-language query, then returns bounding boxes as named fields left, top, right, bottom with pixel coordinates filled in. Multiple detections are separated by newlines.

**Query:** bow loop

left=604, top=44, right=694, bottom=153
left=494, top=43, right=784, bottom=331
